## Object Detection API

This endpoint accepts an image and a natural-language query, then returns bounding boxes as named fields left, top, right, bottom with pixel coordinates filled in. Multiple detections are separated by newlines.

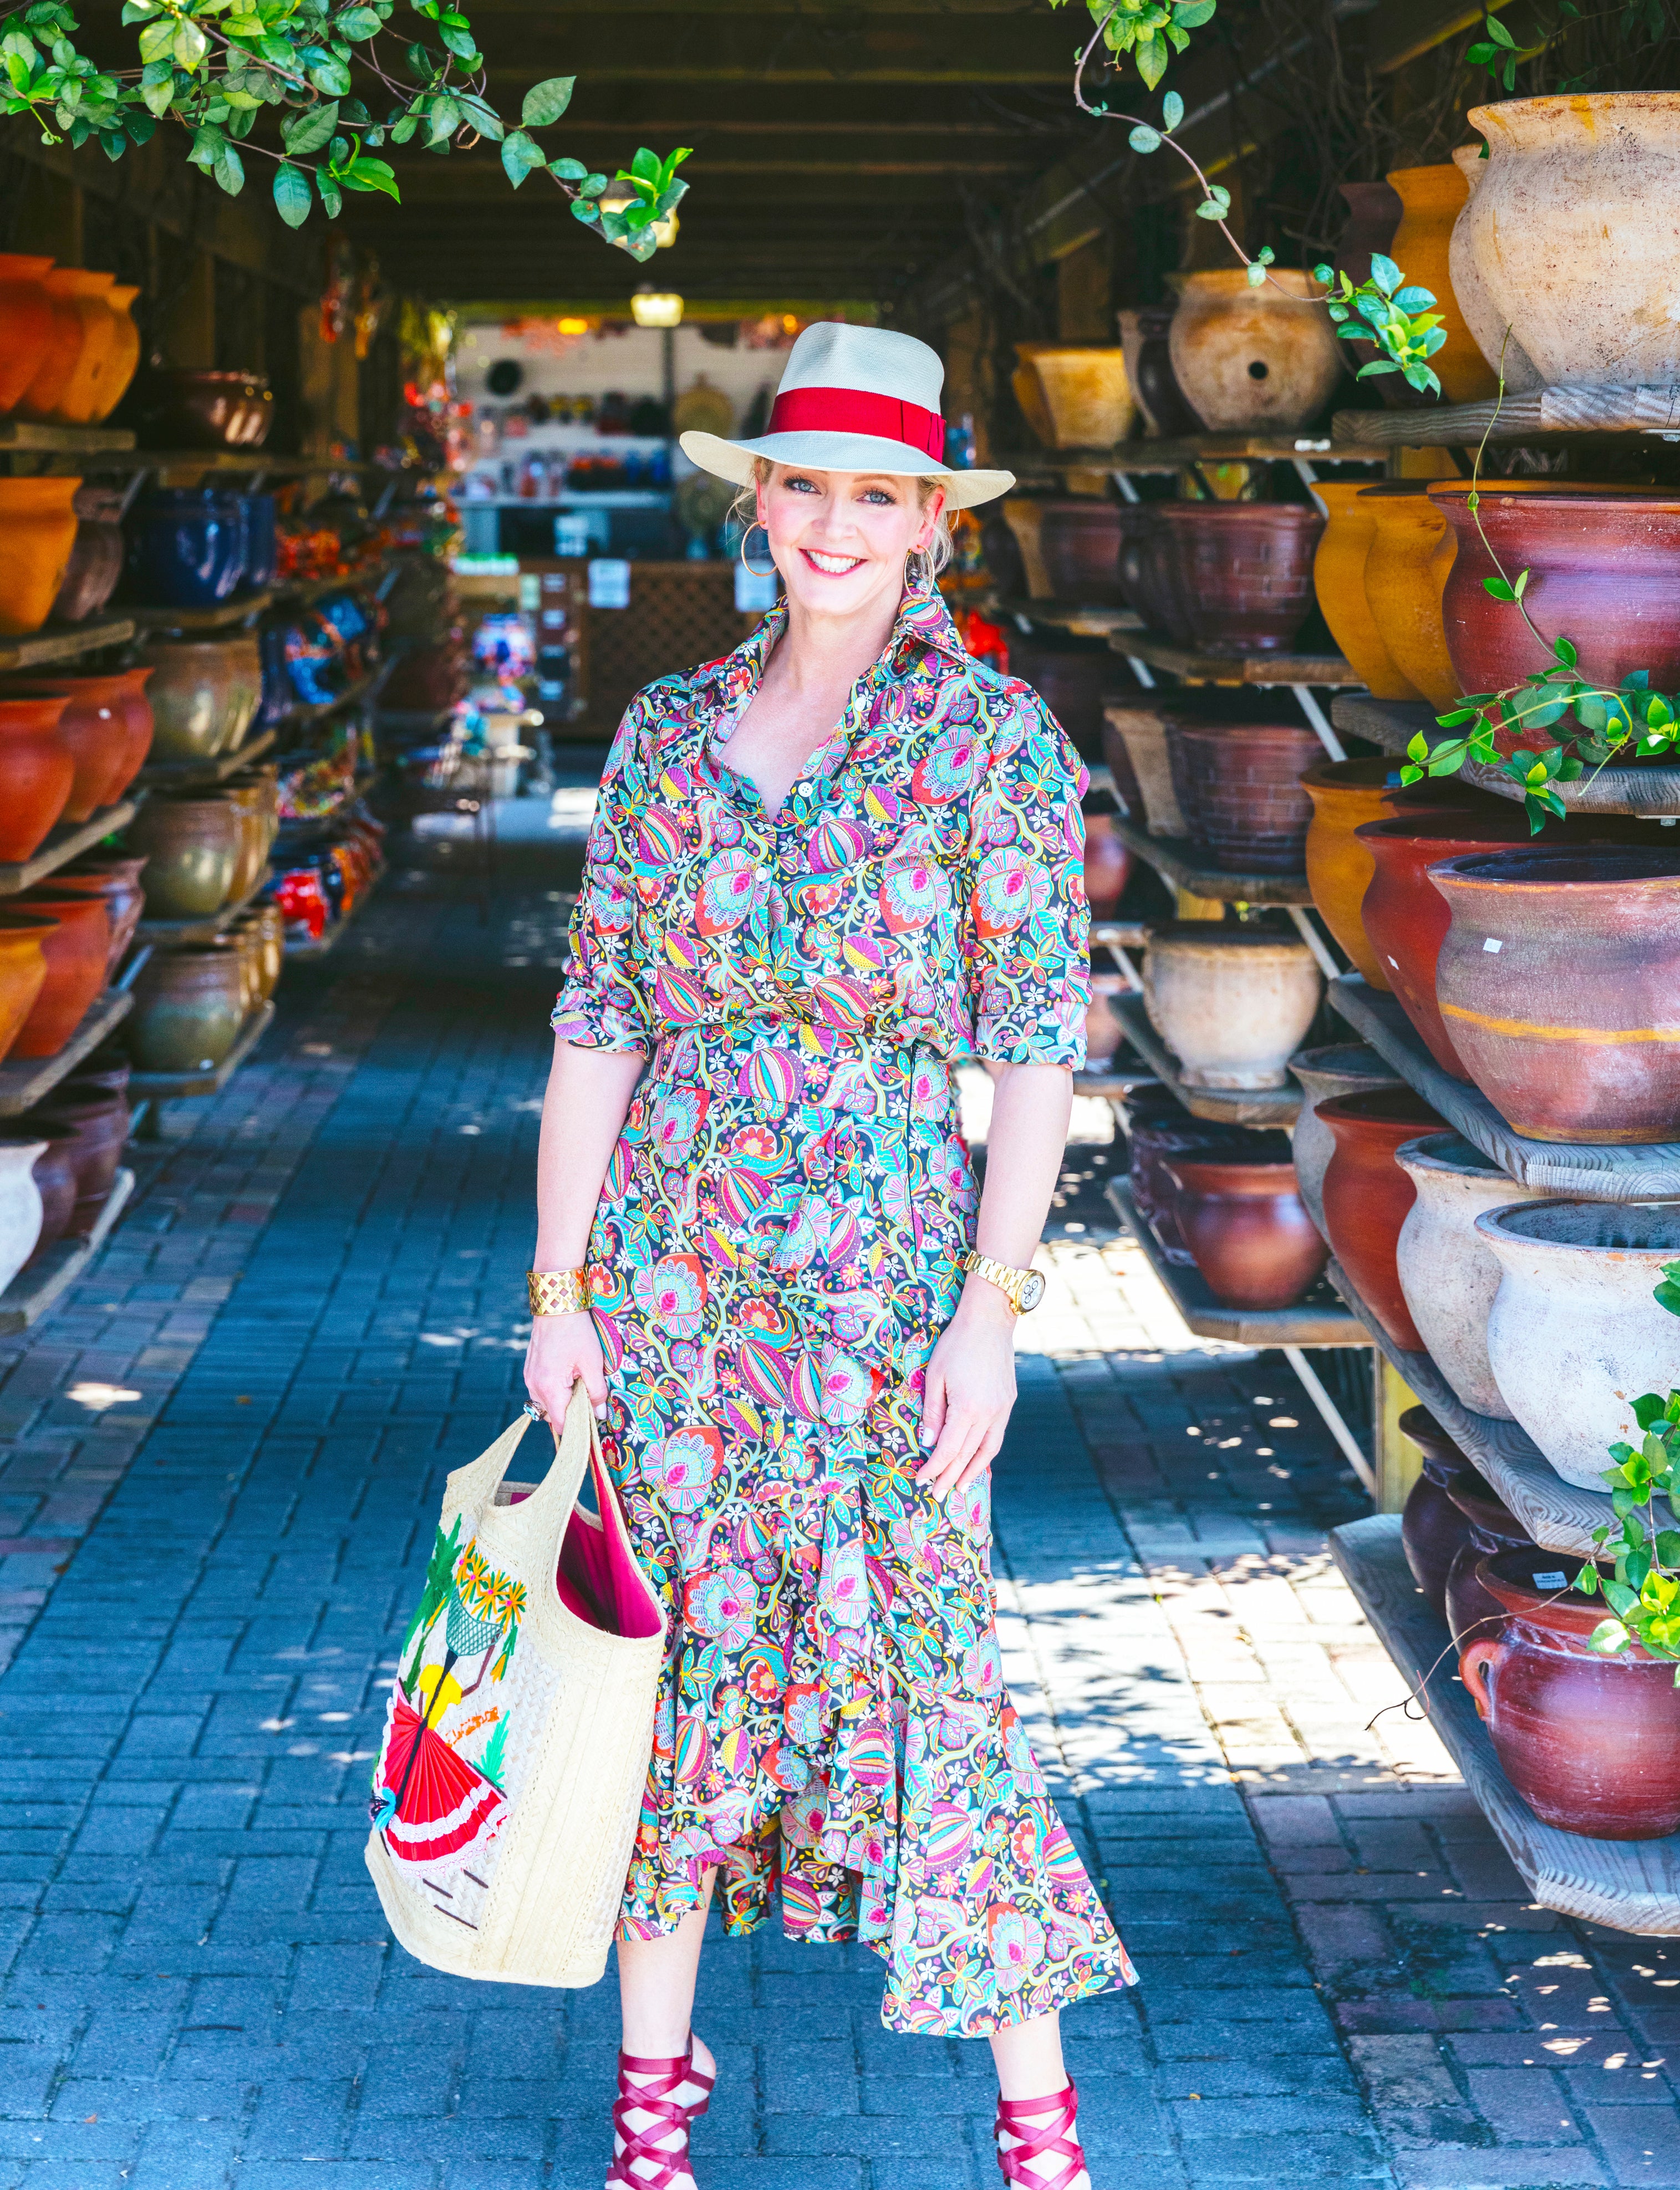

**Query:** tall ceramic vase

left=1386, top=163, right=1499, bottom=405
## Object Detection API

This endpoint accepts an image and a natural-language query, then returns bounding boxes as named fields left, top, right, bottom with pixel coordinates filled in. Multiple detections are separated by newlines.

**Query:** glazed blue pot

left=238, top=494, right=278, bottom=589
left=123, top=488, right=247, bottom=608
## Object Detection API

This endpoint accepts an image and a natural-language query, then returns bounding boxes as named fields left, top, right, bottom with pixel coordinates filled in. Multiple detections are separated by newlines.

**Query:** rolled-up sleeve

left=965, top=686, right=1091, bottom=1068
left=551, top=696, right=656, bottom=1053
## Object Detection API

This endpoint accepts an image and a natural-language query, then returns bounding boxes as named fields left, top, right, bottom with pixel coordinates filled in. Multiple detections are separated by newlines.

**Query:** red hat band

left=765, top=384, right=946, bottom=460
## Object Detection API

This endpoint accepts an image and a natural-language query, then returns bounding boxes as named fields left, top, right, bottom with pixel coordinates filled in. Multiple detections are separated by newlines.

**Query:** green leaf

left=1657, top=1529, right=1680, bottom=1568
left=335, top=3, right=381, bottom=31
left=1135, top=29, right=1168, bottom=84
left=549, top=154, right=586, bottom=180
left=212, top=141, right=245, bottom=194
left=1606, top=1577, right=1642, bottom=1618
left=307, top=53, right=352, bottom=94
left=1368, top=251, right=1401, bottom=295
left=135, top=15, right=174, bottom=62
left=1484, top=575, right=1519, bottom=603
left=1128, top=123, right=1160, bottom=151
left=273, top=157, right=312, bottom=224
left=315, top=164, right=342, bottom=215
left=172, top=16, right=208, bottom=68
left=1576, top=1563, right=1600, bottom=1593
left=1589, top=1616, right=1633, bottom=1654
left=521, top=72, right=574, bottom=126
left=1161, top=86, right=1184, bottom=128
left=1485, top=11, right=1519, bottom=45
left=500, top=125, right=544, bottom=184
left=438, top=23, right=477, bottom=58
left=1513, top=568, right=1530, bottom=599
left=579, top=169, right=607, bottom=196
left=570, top=195, right=599, bottom=221
left=389, top=110, right=416, bottom=140
left=340, top=151, right=398, bottom=195
left=1194, top=195, right=1225, bottom=221
left=454, top=90, right=502, bottom=138
left=1171, top=0, right=1215, bottom=22
left=282, top=97, right=338, bottom=152
left=426, top=90, right=459, bottom=138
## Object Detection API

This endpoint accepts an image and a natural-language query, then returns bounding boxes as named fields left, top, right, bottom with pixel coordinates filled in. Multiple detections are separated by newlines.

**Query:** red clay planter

left=1125, top=1111, right=1267, bottom=1265
left=7, top=890, right=109, bottom=1058
left=1431, top=846, right=1680, bottom=1142
left=1154, top=502, right=1325, bottom=655
left=1462, top=1548, right=1680, bottom=1840
left=1164, top=712, right=1323, bottom=873
left=1162, top=1152, right=1328, bottom=1309
left=0, top=695, right=75, bottom=864
left=1317, top=1084, right=1447, bottom=1349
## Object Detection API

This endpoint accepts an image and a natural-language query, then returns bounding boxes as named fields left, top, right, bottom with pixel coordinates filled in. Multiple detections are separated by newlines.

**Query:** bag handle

left=509, top=1381, right=600, bottom=1543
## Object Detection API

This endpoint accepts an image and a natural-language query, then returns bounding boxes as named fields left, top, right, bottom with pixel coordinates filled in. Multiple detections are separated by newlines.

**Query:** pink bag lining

left=509, top=1446, right=661, bottom=1640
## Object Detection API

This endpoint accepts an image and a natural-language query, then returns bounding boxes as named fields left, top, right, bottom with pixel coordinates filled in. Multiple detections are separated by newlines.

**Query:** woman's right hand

left=524, top=1311, right=608, bottom=1423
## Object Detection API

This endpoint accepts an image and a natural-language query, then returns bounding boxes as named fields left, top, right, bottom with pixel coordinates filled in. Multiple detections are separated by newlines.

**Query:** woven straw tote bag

left=364, top=1385, right=665, bottom=1987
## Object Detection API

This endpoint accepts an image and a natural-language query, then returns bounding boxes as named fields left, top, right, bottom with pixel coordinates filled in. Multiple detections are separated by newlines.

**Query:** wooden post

left=1374, top=1355, right=1422, bottom=1514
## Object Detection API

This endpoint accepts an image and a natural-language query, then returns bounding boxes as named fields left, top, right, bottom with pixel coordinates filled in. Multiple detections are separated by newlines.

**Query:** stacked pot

left=0, top=1045, right=135, bottom=1295
left=1117, top=500, right=1326, bottom=659
left=0, top=672, right=154, bottom=869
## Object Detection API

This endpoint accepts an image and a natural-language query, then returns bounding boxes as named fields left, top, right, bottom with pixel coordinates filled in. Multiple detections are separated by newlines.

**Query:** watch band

left=960, top=1250, right=1045, bottom=1315
left=528, top=1267, right=590, bottom=1316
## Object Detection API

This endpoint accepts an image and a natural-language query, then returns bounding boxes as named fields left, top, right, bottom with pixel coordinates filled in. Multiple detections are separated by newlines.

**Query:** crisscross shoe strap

left=607, top=2043, right=716, bottom=2189
left=995, top=2080, right=1086, bottom=2190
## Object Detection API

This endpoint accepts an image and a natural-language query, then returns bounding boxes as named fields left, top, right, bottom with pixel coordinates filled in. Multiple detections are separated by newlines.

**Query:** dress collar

left=699, top=580, right=972, bottom=716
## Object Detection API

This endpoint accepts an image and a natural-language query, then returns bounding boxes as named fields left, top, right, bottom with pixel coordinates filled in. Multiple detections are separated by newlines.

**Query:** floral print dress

left=552, top=584, right=1136, bottom=2035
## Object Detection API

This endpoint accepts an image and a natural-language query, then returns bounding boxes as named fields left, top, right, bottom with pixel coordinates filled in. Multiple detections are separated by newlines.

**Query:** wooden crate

left=585, top=562, right=758, bottom=733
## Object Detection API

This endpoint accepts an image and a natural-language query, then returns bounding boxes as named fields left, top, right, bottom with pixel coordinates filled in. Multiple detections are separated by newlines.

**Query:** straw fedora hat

left=678, top=323, right=1014, bottom=510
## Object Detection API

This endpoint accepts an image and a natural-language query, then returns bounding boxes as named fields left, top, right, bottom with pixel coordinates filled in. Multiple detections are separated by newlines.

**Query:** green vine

left=0, top=0, right=690, bottom=249
left=1575, top=1388, right=1680, bottom=1678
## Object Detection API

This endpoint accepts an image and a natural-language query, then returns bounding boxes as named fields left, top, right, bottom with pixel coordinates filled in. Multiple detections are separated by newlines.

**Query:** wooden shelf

left=1113, top=816, right=1312, bottom=907
left=1331, top=381, right=1680, bottom=449
left=1115, top=992, right=1302, bottom=1127
left=126, top=997, right=275, bottom=1099
left=1109, top=1178, right=1368, bottom=1346
left=0, top=421, right=136, bottom=455
left=135, top=726, right=277, bottom=794
left=988, top=597, right=1144, bottom=640
left=135, top=870, right=269, bottom=946
left=0, top=1169, right=135, bottom=1336
left=1331, top=694, right=1680, bottom=818
left=126, top=589, right=273, bottom=633
left=0, top=801, right=140, bottom=897
left=1332, top=1514, right=1680, bottom=1934
left=1091, top=918, right=1149, bottom=951
left=999, top=436, right=1387, bottom=472
left=1330, top=974, right=1680, bottom=1200
left=1108, top=631, right=1357, bottom=686
left=1325, top=1257, right=1616, bottom=1557
left=0, top=614, right=135, bottom=672
left=0, top=989, right=133, bottom=1117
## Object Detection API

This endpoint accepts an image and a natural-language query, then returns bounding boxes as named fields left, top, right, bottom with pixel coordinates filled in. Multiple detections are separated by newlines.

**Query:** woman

left=526, top=323, right=1135, bottom=2190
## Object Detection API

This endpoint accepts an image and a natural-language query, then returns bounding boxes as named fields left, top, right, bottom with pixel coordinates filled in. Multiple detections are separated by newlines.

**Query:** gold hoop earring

left=740, top=522, right=777, bottom=578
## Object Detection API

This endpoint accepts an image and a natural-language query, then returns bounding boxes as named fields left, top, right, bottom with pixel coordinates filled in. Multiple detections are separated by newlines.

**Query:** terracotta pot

left=1082, top=812, right=1130, bottom=917
left=29, top=1089, right=127, bottom=1231
left=90, top=283, right=141, bottom=423
left=1126, top=1109, right=1286, bottom=1262
left=1447, top=147, right=1544, bottom=395
left=1433, top=847, right=1680, bottom=1140
left=0, top=1137, right=45, bottom=1295
left=15, top=272, right=82, bottom=421
left=1168, top=268, right=1342, bottom=433
left=1434, top=489, right=1680, bottom=710
left=0, top=694, right=78, bottom=865
left=0, top=477, right=80, bottom=638
left=126, top=944, right=247, bottom=1073
left=1154, top=503, right=1325, bottom=656
left=135, top=636, right=263, bottom=763
left=1360, top=485, right=1457, bottom=712
left=1164, top=1152, right=1328, bottom=1308
left=130, top=368, right=274, bottom=450
left=1455, top=93, right=1680, bottom=390
left=1317, top=1084, right=1447, bottom=1349
left=1117, top=305, right=1200, bottom=439
left=1311, top=483, right=1423, bottom=700
left=0, top=254, right=56, bottom=415
left=41, top=271, right=116, bottom=425
left=0, top=913, right=54, bottom=1065
left=6, top=890, right=110, bottom=1060
left=1480, top=1198, right=1680, bottom=1489
left=0, top=668, right=152, bottom=819
left=1462, top=1547, right=1680, bottom=1840
left=1444, top=1483, right=1533, bottom=1650
left=1287, top=1042, right=1402, bottom=1237
left=1164, top=710, right=1322, bottom=873
left=1017, top=347, right=1134, bottom=449
left=1302, top=757, right=1402, bottom=989
left=1144, top=924, right=1322, bottom=1089
left=1394, top=1132, right=1566, bottom=1419
left=1116, top=506, right=1195, bottom=644
left=125, top=794, right=242, bottom=918
left=1103, top=702, right=1184, bottom=836
left=44, top=857, right=147, bottom=979
left=16, top=1130, right=77, bottom=1263
left=1038, top=500, right=1127, bottom=605
left=1386, top=163, right=1499, bottom=406
left=50, top=483, right=125, bottom=628
left=1399, top=1407, right=1480, bottom=1621
left=1006, top=636, right=1114, bottom=760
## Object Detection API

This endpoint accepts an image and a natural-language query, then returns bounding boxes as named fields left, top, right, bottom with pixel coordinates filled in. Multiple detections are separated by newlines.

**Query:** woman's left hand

left=916, top=1282, right=1018, bottom=1498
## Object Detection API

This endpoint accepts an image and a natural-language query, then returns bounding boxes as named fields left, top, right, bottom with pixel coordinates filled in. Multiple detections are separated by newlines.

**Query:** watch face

left=1017, top=1270, right=1047, bottom=1313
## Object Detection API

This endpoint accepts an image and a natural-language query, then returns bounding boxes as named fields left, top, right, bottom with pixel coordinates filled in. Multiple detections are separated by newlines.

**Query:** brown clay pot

left=125, top=794, right=242, bottom=919
left=1038, top=500, right=1127, bottom=606
left=0, top=668, right=153, bottom=819
left=1082, top=812, right=1131, bottom=917
left=220, top=782, right=270, bottom=903
left=43, top=857, right=147, bottom=981
left=0, top=254, right=57, bottom=414
left=1434, top=489, right=1680, bottom=714
left=134, top=635, right=263, bottom=763
left=1430, top=846, right=1680, bottom=1142
left=129, top=368, right=274, bottom=450
left=1006, top=636, right=1115, bottom=760
left=1116, top=506, right=1196, bottom=644
left=1164, top=709, right=1323, bottom=874
left=1164, top=1152, right=1328, bottom=1309
left=0, top=477, right=80, bottom=638
left=1117, top=304, right=1200, bottom=439
left=50, top=483, right=125, bottom=627
left=1103, top=701, right=1184, bottom=836
left=1444, top=1483, right=1534, bottom=1651
left=1398, top=1407, right=1483, bottom=1622
left=0, top=695, right=75, bottom=862
left=1355, top=812, right=1539, bottom=1079
left=17, top=1130, right=78, bottom=1264
left=1154, top=503, right=1325, bottom=656
left=1330, top=180, right=1433, bottom=409
left=6, top=891, right=110, bottom=1060
left=55, top=1050, right=130, bottom=1104
left=1288, top=1042, right=1403, bottom=1238
left=1124, top=1107, right=1288, bottom=1265
left=28, top=1089, right=127, bottom=1231
left=1317, top=1084, right=1447, bottom=1349
left=0, top=912, right=55, bottom=1066
left=1168, top=268, right=1342, bottom=433
left=1302, top=756, right=1403, bottom=991
left=126, top=945, right=247, bottom=1074
left=1460, top=1547, right=1680, bottom=1840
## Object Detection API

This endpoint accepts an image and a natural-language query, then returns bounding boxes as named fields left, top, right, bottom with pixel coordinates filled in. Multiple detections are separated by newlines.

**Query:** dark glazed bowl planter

left=1154, top=503, right=1325, bottom=655
left=1006, top=635, right=1116, bottom=761
left=1461, top=1547, right=1680, bottom=1840
left=1317, top=1084, right=1447, bottom=1350
left=1038, top=500, right=1127, bottom=607
left=1116, top=507, right=1196, bottom=643
left=1124, top=1114, right=1286, bottom=1265
left=1398, top=1406, right=1484, bottom=1622
left=1163, top=1153, right=1328, bottom=1308
left=1119, top=304, right=1202, bottom=440
left=1165, top=711, right=1323, bottom=874
left=51, top=485, right=125, bottom=625
left=128, top=368, right=274, bottom=451
left=1443, top=1482, right=1534, bottom=1651
left=1430, top=846, right=1680, bottom=1141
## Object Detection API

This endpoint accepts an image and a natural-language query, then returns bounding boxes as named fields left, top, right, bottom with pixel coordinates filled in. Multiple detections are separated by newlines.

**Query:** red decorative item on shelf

left=1163, top=1152, right=1328, bottom=1309
left=0, top=668, right=154, bottom=822
left=1164, top=712, right=1323, bottom=874
left=277, top=867, right=329, bottom=941
left=44, top=857, right=146, bottom=979
left=27, top=1089, right=127, bottom=1232
left=1317, top=1084, right=1447, bottom=1350
left=0, top=912, right=54, bottom=1065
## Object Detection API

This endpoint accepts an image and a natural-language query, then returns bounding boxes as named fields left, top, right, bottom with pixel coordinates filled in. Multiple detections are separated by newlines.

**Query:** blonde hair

left=731, top=456, right=954, bottom=580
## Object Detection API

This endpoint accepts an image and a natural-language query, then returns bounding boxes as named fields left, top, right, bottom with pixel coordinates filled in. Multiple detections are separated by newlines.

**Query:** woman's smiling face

left=756, top=464, right=944, bottom=623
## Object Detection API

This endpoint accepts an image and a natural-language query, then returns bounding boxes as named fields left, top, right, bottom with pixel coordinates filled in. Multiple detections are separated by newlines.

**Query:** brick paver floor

left=2, top=770, right=1678, bottom=2188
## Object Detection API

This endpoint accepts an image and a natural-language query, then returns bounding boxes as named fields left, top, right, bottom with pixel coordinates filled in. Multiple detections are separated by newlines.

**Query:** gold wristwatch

left=528, top=1267, right=590, bottom=1316
left=960, top=1251, right=1047, bottom=1316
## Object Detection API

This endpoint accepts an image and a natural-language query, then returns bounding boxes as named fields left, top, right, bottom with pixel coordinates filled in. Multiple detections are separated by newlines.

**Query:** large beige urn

left=1167, top=269, right=1342, bottom=434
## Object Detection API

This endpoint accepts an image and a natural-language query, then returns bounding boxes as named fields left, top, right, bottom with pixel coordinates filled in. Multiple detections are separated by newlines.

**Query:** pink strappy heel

left=606, top=2040, right=716, bottom=2189
left=995, top=2081, right=1088, bottom=2189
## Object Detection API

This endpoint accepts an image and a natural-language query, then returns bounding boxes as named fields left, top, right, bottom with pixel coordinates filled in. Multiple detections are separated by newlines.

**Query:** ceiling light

left=630, top=287, right=684, bottom=328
